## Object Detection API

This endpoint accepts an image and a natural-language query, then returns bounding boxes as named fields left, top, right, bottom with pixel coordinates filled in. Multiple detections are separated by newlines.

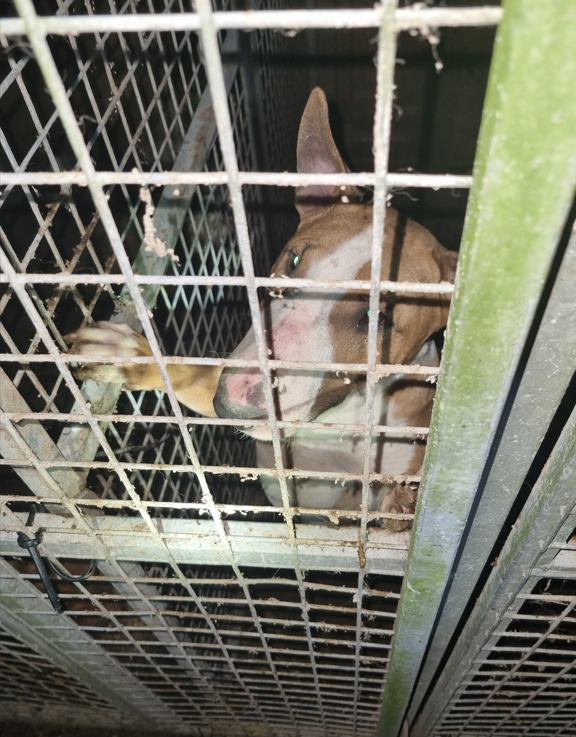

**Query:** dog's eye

left=287, top=252, right=301, bottom=274
left=358, top=310, right=390, bottom=329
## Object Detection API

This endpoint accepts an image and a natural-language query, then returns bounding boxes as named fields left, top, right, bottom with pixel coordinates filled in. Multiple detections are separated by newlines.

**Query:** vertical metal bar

left=352, top=1, right=397, bottom=734
left=194, top=0, right=327, bottom=728
left=377, top=1, right=576, bottom=735
left=413, top=404, right=576, bottom=736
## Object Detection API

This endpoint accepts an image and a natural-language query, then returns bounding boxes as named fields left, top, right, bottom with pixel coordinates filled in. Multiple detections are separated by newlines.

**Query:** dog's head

left=214, top=88, right=457, bottom=440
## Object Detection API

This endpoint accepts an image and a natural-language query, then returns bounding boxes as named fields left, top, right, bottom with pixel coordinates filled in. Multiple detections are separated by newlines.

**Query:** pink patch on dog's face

left=222, top=369, right=262, bottom=408
left=213, top=220, right=374, bottom=432
left=268, top=317, right=304, bottom=356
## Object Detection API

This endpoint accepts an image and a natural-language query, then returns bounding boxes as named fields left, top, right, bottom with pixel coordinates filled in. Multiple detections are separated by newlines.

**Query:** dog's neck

left=256, top=338, right=439, bottom=484
left=286, top=338, right=439, bottom=448
left=255, top=340, right=438, bottom=510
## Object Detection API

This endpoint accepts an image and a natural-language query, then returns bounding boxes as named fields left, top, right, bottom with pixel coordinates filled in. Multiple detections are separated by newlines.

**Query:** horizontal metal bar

left=0, top=411, right=430, bottom=437
left=378, top=0, right=576, bottom=733
left=413, top=404, right=576, bottom=737
left=0, top=7, right=503, bottom=37
left=0, top=272, right=455, bottom=294
left=5, top=571, right=397, bottom=596
left=0, top=352, right=441, bottom=376
left=0, top=497, right=414, bottom=524
left=0, top=171, right=472, bottom=189
left=0, top=513, right=409, bottom=574
left=0, top=456, right=420, bottom=485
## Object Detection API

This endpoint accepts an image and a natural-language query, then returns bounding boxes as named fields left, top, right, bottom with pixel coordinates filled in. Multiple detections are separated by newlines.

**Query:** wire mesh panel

left=0, top=0, right=271, bottom=519
left=426, top=522, right=576, bottom=737
left=3, top=2, right=576, bottom=737
left=437, top=578, right=576, bottom=737
left=0, top=624, right=129, bottom=728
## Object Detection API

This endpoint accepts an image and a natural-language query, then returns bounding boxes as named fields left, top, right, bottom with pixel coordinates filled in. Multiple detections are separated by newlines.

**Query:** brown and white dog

left=66, top=88, right=457, bottom=531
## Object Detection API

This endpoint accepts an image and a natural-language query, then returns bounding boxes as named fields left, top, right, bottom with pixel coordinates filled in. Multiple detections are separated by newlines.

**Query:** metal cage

left=1, top=2, right=575, bottom=736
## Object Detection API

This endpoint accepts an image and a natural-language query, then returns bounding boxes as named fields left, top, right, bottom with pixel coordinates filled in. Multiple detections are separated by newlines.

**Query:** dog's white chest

left=256, top=376, right=421, bottom=509
left=290, top=378, right=397, bottom=470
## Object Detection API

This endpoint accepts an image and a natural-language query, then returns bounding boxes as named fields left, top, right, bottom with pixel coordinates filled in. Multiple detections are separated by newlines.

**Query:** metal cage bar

left=0, top=7, right=504, bottom=37
left=353, top=1, right=397, bottom=732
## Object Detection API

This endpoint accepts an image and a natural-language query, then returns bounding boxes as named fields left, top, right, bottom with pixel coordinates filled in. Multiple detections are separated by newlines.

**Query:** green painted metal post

left=377, top=1, right=576, bottom=735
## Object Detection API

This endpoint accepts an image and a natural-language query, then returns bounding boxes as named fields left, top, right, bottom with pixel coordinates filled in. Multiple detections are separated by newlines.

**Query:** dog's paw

left=378, top=483, right=418, bottom=533
left=65, top=321, right=153, bottom=388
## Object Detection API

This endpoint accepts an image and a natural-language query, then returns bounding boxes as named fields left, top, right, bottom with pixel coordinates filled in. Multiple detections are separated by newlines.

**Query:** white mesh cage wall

left=0, top=0, right=271, bottom=515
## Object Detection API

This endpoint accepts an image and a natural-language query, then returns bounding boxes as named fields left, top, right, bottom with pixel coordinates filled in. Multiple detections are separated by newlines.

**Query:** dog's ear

left=296, top=87, right=360, bottom=217
left=433, top=246, right=458, bottom=284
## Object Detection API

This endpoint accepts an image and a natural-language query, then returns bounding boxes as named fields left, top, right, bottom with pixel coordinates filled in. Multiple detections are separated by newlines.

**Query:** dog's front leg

left=65, top=321, right=222, bottom=417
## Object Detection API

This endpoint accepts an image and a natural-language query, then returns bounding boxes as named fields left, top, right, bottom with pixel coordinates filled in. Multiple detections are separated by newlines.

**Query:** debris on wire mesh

left=134, top=169, right=179, bottom=263
left=407, top=2, right=444, bottom=72
left=239, top=470, right=260, bottom=483
left=357, top=540, right=367, bottom=569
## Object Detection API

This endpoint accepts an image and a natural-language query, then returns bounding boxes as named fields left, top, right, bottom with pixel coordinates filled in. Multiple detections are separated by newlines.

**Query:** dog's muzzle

left=213, top=367, right=266, bottom=420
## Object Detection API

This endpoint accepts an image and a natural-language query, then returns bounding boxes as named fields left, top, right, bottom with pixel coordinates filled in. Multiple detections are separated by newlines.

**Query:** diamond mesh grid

left=0, top=0, right=269, bottom=519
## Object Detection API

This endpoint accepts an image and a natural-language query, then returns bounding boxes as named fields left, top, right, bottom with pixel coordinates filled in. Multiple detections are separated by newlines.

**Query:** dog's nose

left=213, top=368, right=266, bottom=419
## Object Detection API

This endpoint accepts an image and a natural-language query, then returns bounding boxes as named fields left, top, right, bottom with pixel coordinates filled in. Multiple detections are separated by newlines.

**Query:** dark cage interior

left=2, top=1, right=576, bottom=737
